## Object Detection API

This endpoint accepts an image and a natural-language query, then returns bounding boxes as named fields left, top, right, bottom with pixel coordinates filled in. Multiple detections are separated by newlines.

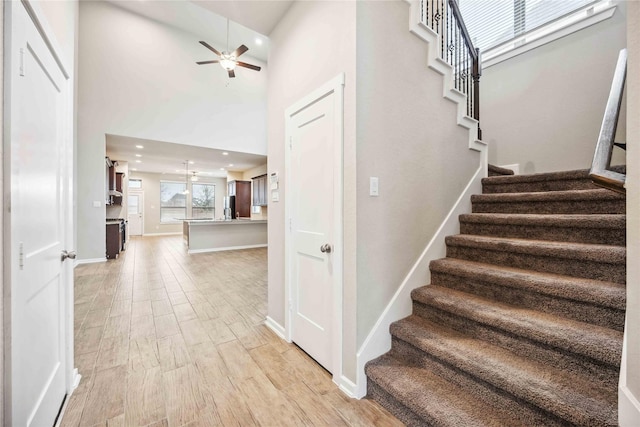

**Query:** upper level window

left=458, top=0, right=615, bottom=66
left=160, top=181, right=186, bottom=223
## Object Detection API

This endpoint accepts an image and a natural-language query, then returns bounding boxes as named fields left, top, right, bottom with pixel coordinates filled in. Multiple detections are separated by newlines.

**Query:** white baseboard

left=188, top=244, right=267, bottom=254
left=71, top=369, right=81, bottom=391
left=619, top=384, right=640, bottom=426
left=338, top=375, right=360, bottom=399
left=265, top=316, right=288, bottom=341
left=353, top=162, right=485, bottom=398
left=75, top=257, right=106, bottom=266
left=142, top=232, right=182, bottom=237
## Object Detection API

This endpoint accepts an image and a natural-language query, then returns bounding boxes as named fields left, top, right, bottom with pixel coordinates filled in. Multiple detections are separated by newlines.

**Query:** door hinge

left=289, top=137, right=292, bottom=150
left=19, top=48, right=25, bottom=77
left=289, top=218, right=292, bottom=232
left=19, top=242, right=24, bottom=269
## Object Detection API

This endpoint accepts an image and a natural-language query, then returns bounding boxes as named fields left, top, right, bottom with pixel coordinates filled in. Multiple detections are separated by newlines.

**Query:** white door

left=6, top=2, right=74, bottom=426
left=128, top=192, right=143, bottom=235
left=287, top=76, right=344, bottom=373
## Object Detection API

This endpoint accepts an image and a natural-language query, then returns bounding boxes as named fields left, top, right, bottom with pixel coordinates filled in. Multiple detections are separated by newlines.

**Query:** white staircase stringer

left=405, top=0, right=487, bottom=154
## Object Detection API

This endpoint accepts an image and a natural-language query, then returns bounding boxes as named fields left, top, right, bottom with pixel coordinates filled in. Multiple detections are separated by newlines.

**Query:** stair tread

left=459, top=213, right=626, bottom=229
left=446, top=234, right=626, bottom=263
left=411, top=285, right=622, bottom=366
left=390, top=315, right=617, bottom=425
left=430, top=258, right=626, bottom=309
left=481, top=166, right=625, bottom=186
left=366, top=353, right=530, bottom=427
left=472, top=188, right=625, bottom=202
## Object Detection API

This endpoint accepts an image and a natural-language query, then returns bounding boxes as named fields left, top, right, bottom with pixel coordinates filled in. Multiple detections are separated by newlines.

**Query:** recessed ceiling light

left=131, top=168, right=137, bottom=171
left=175, top=169, right=181, bottom=172
left=135, top=154, right=142, bottom=157
left=189, top=161, right=195, bottom=165
left=255, top=38, right=263, bottom=46
left=222, top=152, right=229, bottom=156
left=228, top=164, right=234, bottom=167
left=220, top=167, right=225, bottom=171
left=135, top=160, right=142, bottom=163
left=135, top=145, right=144, bottom=149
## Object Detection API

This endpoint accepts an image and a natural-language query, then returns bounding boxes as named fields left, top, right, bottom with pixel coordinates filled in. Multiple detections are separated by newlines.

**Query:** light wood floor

left=61, top=236, right=402, bottom=427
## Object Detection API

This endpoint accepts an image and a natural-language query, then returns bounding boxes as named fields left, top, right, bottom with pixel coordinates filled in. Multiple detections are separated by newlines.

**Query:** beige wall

left=482, top=2, right=627, bottom=173
left=354, top=0, right=479, bottom=369
left=129, top=171, right=227, bottom=235
left=267, top=0, right=357, bottom=376
left=268, top=0, right=480, bottom=383
left=622, top=1, right=640, bottom=423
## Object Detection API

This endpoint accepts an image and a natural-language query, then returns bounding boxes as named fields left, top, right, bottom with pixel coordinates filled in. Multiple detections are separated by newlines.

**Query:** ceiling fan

left=196, top=19, right=261, bottom=78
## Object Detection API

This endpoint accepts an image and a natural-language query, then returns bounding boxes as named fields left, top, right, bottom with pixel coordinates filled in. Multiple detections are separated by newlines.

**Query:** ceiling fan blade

left=236, top=61, right=261, bottom=71
left=199, top=41, right=221, bottom=56
left=228, top=69, right=236, bottom=78
left=232, top=44, right=249, bottom=58
left=196, top=60, right=219, bottom=65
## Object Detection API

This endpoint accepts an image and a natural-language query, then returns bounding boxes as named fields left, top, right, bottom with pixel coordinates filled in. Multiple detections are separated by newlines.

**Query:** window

left=457, top=0, right=613, bottom=63
left=160, top=181, right=186, bottom=223
left=129, top=178, right=142, bottom=189
left=192, top=183, right=215, bottom=219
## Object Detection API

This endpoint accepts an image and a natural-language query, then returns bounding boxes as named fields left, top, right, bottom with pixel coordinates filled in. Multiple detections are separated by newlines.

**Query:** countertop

left=184, top=218, right=267, bottom=225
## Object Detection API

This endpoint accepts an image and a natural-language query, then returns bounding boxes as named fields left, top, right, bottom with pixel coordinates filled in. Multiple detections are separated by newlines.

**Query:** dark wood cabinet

left=112, top=172, right=124, bottom=205
left=252, top=175, right=268, bottom=207
left=106, top=222, right=122, bottom=259
left=228, top=180, right=251, bottom=218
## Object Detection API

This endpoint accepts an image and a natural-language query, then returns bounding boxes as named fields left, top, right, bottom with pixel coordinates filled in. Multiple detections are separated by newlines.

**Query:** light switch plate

left=93, top=201, right=101, bottom=208
left=370, top=177, right=379, bottom=196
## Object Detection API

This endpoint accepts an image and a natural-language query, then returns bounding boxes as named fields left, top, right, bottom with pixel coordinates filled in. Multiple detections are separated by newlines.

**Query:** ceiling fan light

left=219, top=53, right=237, bottom=71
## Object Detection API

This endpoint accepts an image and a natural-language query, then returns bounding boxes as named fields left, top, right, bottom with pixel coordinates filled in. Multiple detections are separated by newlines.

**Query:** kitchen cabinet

left=112, top=172, right=124, bottom=205
left=228, top=180, right=251, bottom=218
left=252, top=175, right=268, bottom=207
left=106, top=222, right=122, bottom=259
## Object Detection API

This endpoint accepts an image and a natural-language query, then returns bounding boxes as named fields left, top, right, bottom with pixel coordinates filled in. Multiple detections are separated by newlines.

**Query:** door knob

left=61, top=250, right=77, bottom=262
left=320, top=244, right=332, bottom=254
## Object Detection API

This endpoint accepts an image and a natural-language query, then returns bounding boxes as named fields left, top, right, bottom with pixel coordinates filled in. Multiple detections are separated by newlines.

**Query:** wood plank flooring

left=62, top=236, right=402, bottom=427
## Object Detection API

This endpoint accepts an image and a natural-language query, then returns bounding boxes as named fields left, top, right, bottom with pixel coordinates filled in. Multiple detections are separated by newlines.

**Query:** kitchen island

left=183, top=219, right=267, bottom=254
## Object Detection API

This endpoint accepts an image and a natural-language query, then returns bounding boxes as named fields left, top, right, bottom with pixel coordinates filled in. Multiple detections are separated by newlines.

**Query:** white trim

left=284, top=73, right=345, bottom=385
left=405, top=0, right=486, bottom=153
left=265, top=316, right=288, bottom=341
left=619, top=385, right=640, bottom=426
left=354, top=158, right=486, bottom=398
left=338, top=376, right=359, bottom=399
left=75, top=257, right=107, bottom=266
left=187, top=244, right=267, bottom=254
left=483, top=2, right=617, bottom=69
left=142, top=232, right=182, bottom=237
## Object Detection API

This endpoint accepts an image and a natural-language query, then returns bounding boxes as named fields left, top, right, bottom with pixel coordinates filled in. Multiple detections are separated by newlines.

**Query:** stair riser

left=445, top=245, right=626, bottom=284
left=459, top=221, right=625, bottom=246
left=411, top=301, right=620, bottom=392
left=482, top=179, right=596, bottom=194
left=386, top=338, right=568, bottom=426
left=472, top=199, right=625, bottom=215
left=366, top=380, right=428, bottom=427
left=430, top=271, right=625, bottom=331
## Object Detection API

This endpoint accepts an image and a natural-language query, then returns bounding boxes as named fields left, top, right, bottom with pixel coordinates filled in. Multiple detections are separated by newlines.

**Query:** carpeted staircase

left=365, top=167, right=626, bottom=426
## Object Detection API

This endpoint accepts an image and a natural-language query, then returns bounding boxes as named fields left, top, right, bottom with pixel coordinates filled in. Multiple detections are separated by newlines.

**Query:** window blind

left=457, top=0, right=598, bottom=51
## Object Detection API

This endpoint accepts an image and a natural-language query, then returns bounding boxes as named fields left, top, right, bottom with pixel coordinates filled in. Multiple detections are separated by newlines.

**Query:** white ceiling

left=106, top=134, right=267, bottom=178
left=101, top=0, right=290, bottom=175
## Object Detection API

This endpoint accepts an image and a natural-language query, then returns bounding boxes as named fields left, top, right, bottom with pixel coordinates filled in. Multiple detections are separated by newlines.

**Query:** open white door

left=5, top=2, right=75, bottom=425
left=285, top=75, right=344, bottom=375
